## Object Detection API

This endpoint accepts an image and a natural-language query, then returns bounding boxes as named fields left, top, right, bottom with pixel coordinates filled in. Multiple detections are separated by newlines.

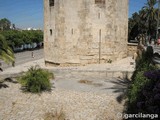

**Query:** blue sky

left=0, top=0, right=149, bottom=29
left=129, top=0, right=147, bottom=17
left=0, top=0, right=43, bottom=29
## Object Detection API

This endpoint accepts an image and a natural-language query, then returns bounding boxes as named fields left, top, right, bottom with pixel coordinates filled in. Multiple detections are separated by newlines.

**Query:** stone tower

left=44, top=0, right=128, bottom=66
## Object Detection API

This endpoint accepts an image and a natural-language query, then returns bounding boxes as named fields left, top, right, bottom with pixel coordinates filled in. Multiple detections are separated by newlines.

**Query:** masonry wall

left=44, top=0, right=128, bottom=66
left=127, top=43, right=138, bottom=56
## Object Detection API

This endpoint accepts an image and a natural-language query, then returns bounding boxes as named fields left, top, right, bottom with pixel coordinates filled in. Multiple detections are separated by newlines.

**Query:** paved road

left=0, top=49, right=44, bottom=70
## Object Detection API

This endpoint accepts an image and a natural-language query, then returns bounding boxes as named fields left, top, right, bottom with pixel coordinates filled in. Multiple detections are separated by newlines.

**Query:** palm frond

left=0, top=34, right=15, bottom=64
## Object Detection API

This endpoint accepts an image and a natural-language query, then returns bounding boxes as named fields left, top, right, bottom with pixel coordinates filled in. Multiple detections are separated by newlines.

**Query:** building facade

left=44, top=0, right=128, bottom=66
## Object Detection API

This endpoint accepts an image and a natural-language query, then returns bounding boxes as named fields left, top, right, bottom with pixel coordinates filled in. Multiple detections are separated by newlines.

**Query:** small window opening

left=95, top=0, right=105, bottom=4
left=71, top=29, right=74, bottom=35
left=49, top=0, right=54, bottom=6
left=98, top=13, right=101, bottom=19
left=50, top=29, right=52, bottom=35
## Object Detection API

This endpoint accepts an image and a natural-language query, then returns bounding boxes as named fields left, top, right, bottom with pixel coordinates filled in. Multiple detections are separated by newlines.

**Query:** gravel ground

left=0, top=57, right=135, bottom=120
left=0, top=81, right=125, bottom=120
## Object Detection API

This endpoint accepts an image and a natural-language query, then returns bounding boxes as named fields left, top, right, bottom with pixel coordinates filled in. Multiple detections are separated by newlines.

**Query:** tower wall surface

left=44, top=0, right=128, bottom=66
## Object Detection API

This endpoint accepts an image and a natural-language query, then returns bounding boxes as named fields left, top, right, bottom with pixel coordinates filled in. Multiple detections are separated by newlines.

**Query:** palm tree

left=142, top=0, right=157, bottom=39
left=128, top=12, right=147, bottom=41
left=0, top=34, right=14, bottom=65
left=156, top=0, right=160, bottom=40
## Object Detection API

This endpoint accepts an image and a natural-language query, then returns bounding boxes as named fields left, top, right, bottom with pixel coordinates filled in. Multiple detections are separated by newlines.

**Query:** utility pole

left=156, top=0, right=160, bottom=40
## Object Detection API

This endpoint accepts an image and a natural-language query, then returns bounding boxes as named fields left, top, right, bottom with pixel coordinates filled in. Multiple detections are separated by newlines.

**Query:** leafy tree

left=128, top=0, right=158, bottom=41
left=0, top=18, right=11, bottom=30
left=32, top=30, right=43, bottom=43
left=128, top=12, right=141, bottom=40
left=1, top=30, right=43, bottom=48
left=12, top=24, right=16, bottom=29
left=12, top=31, right=24, bottom=47
left=21, top=31, right=32, bottom=44
left=0, top=18, right=43, bottom=52
left=1, top=30, right=24, bottom=47
left=0, top=34, right=15, bottom=64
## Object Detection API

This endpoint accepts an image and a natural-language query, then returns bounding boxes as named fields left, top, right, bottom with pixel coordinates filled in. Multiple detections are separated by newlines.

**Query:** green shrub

left=18, top=66, right=53, bottom=93
left=107, top=59, right=112, bottom=63
left=145, top=46, right=153, bottom=61
left=128, top=71, right=149, bottom=104
left=127, top=47, right=158, bottom=113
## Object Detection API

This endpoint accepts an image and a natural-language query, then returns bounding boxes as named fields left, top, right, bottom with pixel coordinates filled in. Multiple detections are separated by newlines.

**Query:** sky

left=0, top=0, right=43, bottom=29
left=129, top=0, right=147, bottom=17
left=0, top=0, right=149, bottom=29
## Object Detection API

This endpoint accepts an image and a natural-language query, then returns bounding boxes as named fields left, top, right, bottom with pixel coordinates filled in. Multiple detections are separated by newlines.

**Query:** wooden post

left=99, top=29, right=101, bottom=64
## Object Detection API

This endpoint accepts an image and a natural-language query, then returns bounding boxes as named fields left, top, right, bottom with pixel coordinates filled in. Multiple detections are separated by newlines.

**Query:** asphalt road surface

left=0, top=49, right=44, bottom=70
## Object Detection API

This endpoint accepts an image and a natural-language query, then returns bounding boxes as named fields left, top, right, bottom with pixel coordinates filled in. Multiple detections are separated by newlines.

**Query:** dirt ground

left=0, top=57, right=135, bottom=120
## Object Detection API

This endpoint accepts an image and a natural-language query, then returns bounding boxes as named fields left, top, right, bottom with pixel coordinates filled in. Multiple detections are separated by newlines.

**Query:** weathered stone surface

left=44, top=0, right=128, bottom=66
left=127, top=43, right=138, bottom=56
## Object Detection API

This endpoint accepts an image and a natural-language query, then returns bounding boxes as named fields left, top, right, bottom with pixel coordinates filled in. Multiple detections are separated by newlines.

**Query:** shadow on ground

left=104, top=77, right=131, bottom=103
left=0, top=82, right=8, bottom=89
left=0, top=77, right=18, bottom=89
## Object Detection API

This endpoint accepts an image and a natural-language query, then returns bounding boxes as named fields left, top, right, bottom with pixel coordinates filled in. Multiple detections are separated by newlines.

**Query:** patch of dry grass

left=44, top=108, right=66, bottom=120
left=78, top=80, right=93, bottom=84
left=78, top=80, right=103, bottom=87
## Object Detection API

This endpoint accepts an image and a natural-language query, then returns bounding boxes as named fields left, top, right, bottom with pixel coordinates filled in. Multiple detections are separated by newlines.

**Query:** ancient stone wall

left=127, top=43, right=138, bottom=56
left=44, top=0, right=128, bottom=66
